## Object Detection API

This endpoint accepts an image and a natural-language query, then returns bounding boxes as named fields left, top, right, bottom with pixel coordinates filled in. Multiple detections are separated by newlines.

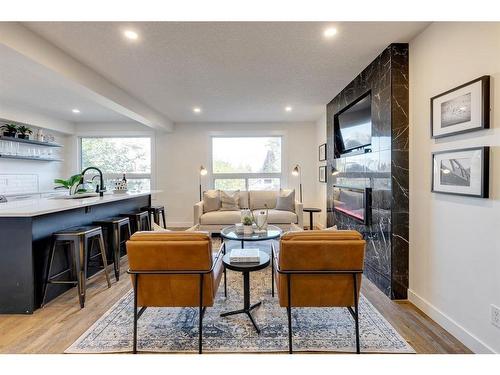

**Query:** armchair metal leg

left=353, top=274, right=360, bottom=354
left=133, top=275, right=138, bottom=354
left=199, top=274, right=204, bottom=354
left=287, top=307, right=292, bottom=354
left=287, top=274, right=292, bottom=354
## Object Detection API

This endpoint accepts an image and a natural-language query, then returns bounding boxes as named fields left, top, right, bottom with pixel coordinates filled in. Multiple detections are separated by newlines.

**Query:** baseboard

left=408, top=289, right=496, bottom=353
left=165, top=221, right=193, bottom=229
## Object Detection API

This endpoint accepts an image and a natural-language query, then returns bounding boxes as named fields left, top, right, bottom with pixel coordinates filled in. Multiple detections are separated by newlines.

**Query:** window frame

left=78, top=135, right=155, bottom=189
left=210, top=135, right=283, bottom=191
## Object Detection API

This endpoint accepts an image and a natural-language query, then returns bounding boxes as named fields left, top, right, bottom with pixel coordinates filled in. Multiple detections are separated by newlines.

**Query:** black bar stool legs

left=121, top=211, right=151, bottom=233
left=42, top=226, right=112, bottom=308
left=147, top=205, right=167, bottom=229
left=94, top=217, right=132, bottom=281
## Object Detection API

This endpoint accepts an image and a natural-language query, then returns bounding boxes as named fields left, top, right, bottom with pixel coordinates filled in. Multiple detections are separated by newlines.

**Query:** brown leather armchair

left=272, top=230, right=366, bottom=353
left=126, top=231, right=224, bottom=354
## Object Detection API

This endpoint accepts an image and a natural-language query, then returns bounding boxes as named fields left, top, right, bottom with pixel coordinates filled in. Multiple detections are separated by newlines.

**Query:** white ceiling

left=0, top=43, right=131, bottom=123
left=23, top=22, right=429, bottom=123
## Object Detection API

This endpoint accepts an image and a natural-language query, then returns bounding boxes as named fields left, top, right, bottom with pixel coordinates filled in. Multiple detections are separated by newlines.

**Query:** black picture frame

left=431, top=146, right=489, bottom=198
left=430, top=76, right=490, bottom=138
left=319, top=166, right=327, bottom=183
left=319, top=143, right=327, bottom=161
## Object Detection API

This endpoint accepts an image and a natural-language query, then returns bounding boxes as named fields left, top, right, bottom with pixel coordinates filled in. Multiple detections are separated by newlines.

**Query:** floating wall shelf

left=0, top=136, right=63, bottom=148
left=0, top=154, right=63, bottom=162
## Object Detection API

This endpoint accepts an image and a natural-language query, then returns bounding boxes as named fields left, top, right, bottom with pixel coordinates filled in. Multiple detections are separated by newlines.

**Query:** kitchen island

left=0, top=191, right=160, bottom=314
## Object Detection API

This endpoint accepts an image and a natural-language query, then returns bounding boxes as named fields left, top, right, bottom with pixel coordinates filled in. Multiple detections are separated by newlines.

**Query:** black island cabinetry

left=0, top=192, right=152, bottom=314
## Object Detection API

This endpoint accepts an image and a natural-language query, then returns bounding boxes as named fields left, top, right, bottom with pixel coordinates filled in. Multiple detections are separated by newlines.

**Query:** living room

left=1, top=1, right=499, bottom=373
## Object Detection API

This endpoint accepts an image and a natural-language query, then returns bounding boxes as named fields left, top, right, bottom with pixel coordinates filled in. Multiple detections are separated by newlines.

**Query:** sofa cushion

left=200, top=210, right=242, bottom=225
left=249, top=190, right=277, bottom=210
left=220, top=190, right=240, bottom=211
left=203, top=190, right=220, bottom=213
left=219, top=190, right=249, bottom=208
left=275, top=189, right=295, bottom=212
left=255, top=209, right=297, bottom=224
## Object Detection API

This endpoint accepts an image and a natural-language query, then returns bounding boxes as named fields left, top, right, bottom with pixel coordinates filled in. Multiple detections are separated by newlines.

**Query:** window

left=211, top=136, right=282, bottom=190
left=80, top=137, right=152, bottom=191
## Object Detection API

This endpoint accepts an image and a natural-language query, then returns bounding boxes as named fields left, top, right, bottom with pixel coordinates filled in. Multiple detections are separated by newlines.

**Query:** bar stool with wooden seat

left=147, top=205, right=166, bottom=229
left=42, top=225, right=112, bottom=308
left=93, top=217, right=132, bottom=281
left=121, top=211, right=151, bottom=233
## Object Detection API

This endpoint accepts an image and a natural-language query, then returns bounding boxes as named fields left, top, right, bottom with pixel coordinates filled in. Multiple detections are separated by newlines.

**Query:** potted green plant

left=16, top=125, right=33, bottom=140
left=1, top=124, right=18, bottom=138
left=54, top=174, right=86, bottom=195
left=242, top=215, right=254, bottom=235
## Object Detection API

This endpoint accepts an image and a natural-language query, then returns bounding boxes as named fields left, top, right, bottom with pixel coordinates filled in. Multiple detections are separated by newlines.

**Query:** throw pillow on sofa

left=203, top=190, right=221, bottom=213
left=220, top=190, right=240, bottom=211
left=152, top=222, right=170, bottom=232
left=275, top=189, right=295, bottom=212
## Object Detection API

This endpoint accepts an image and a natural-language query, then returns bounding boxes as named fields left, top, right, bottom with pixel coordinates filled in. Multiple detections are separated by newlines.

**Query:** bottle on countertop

left=114, top=173, right=128, bottom=193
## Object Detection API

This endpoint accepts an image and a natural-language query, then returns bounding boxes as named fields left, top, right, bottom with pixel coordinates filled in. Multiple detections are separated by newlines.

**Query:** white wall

left=315, top=113, right=328, bottom=228
left=409, top=22, right=500, bottom=353
left=155, top=122, right=318, bottom=227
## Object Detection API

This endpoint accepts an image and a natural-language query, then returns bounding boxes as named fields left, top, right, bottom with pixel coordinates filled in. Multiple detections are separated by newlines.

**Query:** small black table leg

left=309, top=211, right=314, bottom=230
left=220, top=270, right=262, bottom=333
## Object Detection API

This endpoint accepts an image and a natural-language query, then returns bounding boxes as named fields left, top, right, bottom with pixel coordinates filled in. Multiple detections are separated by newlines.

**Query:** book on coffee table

left=229, top=248, right=260, bottom=263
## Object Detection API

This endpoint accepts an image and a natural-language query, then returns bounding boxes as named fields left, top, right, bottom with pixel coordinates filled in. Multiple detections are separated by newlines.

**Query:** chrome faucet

left=81, top=167, right=106, bottom=197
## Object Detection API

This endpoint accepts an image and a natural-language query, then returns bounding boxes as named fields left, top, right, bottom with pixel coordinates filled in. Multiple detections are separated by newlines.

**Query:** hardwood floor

left=0, top=256, right=471, bottom=354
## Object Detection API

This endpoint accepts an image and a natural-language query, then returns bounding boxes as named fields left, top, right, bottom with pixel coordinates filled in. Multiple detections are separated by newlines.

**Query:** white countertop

left=0, top=190, right=161, bottom=217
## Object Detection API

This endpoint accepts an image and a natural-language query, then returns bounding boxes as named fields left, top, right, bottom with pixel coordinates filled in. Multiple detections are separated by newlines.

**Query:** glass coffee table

left=220, top=224, right=282, bottom=248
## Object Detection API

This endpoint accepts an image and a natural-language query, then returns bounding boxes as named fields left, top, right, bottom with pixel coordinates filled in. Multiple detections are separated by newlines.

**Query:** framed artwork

left=431, top=147, right=489, bottom=198
left=319, top=166, right=327, bottom=183
left=319, top=143, right=327, bottom=161
left=430, top=76, right=490, bottom=138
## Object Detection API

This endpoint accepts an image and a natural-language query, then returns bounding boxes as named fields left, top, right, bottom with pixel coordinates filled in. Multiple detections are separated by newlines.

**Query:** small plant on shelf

left=16, top=125, right=33, bottom=140
left=54, top=174, right=86, bottom=195
left=1, top=124, right=18, bottom=137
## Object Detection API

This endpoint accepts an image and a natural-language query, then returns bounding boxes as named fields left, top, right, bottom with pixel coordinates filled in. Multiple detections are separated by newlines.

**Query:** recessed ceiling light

left=193, top=107, right=202, bottom=113
left=323, top=27, right=338, bottom=38
left=285, top=106, right=292, bottom=112
left=72, top=108, right=80, bottom=114
left=124, top=30, right=139, bottom=40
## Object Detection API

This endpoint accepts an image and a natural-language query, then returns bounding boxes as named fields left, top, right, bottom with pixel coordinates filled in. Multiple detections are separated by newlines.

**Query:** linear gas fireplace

left=332, top=185, right=372, bottom=225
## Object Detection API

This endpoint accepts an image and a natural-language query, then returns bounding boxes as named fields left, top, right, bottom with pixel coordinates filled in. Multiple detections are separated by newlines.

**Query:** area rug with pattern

left=66, top=241, right=414, bottom=354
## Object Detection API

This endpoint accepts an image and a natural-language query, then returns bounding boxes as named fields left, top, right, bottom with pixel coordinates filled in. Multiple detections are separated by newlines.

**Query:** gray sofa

left=194, top=190, right=303, bottom=232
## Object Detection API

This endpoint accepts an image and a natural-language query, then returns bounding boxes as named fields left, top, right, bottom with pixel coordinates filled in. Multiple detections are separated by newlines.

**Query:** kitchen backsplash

left=0, top=174, right=39, bottom=195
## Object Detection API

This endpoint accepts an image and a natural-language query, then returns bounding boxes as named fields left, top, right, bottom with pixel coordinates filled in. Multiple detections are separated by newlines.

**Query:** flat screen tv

left=334, top=92, right=372, bottom=155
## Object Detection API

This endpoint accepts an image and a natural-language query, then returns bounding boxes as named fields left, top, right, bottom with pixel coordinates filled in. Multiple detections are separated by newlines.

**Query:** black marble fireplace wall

left=326, top=43, right=409, bottom=299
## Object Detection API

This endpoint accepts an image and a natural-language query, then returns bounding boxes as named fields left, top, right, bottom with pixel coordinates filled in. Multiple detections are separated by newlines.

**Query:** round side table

left=220, top=252, right=270, bottom=334
left=303, top=207, right=322, bottom=230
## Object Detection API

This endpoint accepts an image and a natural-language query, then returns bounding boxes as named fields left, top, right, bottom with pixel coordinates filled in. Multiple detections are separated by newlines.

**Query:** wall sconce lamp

left=292, top=164, right=303, bottom=203
left=331, top=167, right=340, bottom=176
